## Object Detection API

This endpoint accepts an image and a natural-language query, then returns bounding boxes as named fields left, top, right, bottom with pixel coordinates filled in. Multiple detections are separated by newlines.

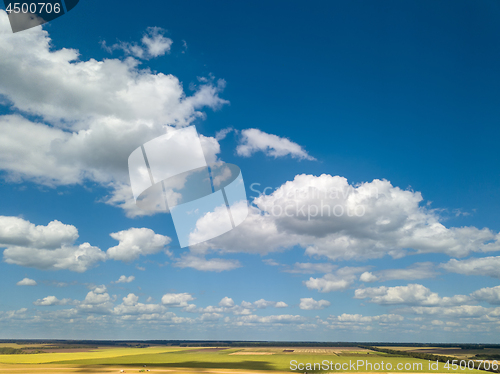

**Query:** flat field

left=0, top=346, right=489, bottom=374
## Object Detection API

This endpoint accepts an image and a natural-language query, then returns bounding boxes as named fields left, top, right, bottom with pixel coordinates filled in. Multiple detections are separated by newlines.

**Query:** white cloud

left=471, top=286, right=500, bottom=305
left=122, top=293, right=139, bottom=306
left=174, top=254, right=241, bottom=272
left=0, top=216, right=78, bottom=249
left=332, top=313, right=404, bottom=324
left=91, top=285, right=108, bottom=294
left=161, top=293, right=195, bottom=307
left=354, top=284, right=469, bottom=306
left=0, top=12, right=228, bottom=217
left=441, top=256, right=500, bottom=278
left=141, top=27, right=173, bottom=58
left=360, top=272, right=378, bottom=283
left=2, top=217, right=106, bottom=273
left=16, top=278, right=37, bottom=286
left=215, top=127, right=233, bottom=141
left=406, top=305, right=493, bottom=318
left=84, top=290, right=111, bottom=305
left=196, top=175, right=500, bottom=263
left=275, top=301, right=288, bottom=308
left=299, top=298, right=330, bottom=310
left=107, top=228, right=171, bottom=262
left=253, top=299, right=277, bottom=309
left=236, top=128, right=315, bottom=160
left=305, top=267, right=367, bottom=293
left=219, top=297, right=235, bottom=308
left=113, top=275, right=135, bottom=284
left=33, top=296, right=73, bottom=306
left=235, top=314, right=306, bottom=325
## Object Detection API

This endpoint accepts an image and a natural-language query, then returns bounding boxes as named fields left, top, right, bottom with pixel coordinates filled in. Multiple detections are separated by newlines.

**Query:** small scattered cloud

left=174, top=255, right=241, bottom=272
left=236, top=128, right=315, bottom=160
left=102, top=27, right=173, bottom=60
left=360, top=272, right=378, bottom=283
left=215, top=127, right=233, bottom=141
left=299, top=297, right=330, bottom=310
left=17, top=278, right=37, bottom=286
left=113, top=275, right=135, bottom=284
left=305, top=267, right=368, bottom=292
left=33, top=296, right=73, bottom=306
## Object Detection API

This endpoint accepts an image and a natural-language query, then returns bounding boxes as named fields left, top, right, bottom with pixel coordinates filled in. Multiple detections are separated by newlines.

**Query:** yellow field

left=0, top=346, right=185, bottom=364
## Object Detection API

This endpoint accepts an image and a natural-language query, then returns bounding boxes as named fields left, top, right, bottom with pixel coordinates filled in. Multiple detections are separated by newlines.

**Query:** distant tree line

left=358, top=345, right=500, bottom=374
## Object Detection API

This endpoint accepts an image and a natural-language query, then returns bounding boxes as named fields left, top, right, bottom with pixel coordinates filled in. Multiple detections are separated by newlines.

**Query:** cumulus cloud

left=174, top=254, right=241, bottom=272
left=113, top=275, right=135, bottom=284
left=33, top=296, right=73, bottom=306
left=299, top=298, right=331, bottom=310
left=354, top=284, right=470, bottom=306
left=1, top=216, right=105, bottom=272
left=471, top=286, right=500, bottom=305
left=360, top=272, right=378, bottom=283
left=219, top=297, right=235, bottom=308
left=0, top=216, right=78, bottom=249
left=236, top=128, right=315, bottom=160
left=194, top=174, right=500, bottom=263
left=239, top=299, right=288, bottom=310
left=441, top=256, right=500, bottom=278
left=17, top=278, right=37, bottom=286
left=161, top=293, right=195, bottom=307
left=107, top=228, right=171, bottom=262
left=0, top=12, right=228, bottom=217
left=305, top=267, right=368, bottom=293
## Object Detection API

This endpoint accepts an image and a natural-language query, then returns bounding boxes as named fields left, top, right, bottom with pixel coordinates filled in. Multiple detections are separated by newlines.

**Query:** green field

left=0, top=346, right=492, bottom=373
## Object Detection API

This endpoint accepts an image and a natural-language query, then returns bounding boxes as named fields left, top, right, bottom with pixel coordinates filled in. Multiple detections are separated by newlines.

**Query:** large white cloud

left=193, top=174, right=500, bottom=262
left=0, top=216, right=78, bottom=249
left=471, top=286, right=500, bottom=305
left=1, top=216, right=105, bottom=272
left=0, top=11, right=227, bottom=216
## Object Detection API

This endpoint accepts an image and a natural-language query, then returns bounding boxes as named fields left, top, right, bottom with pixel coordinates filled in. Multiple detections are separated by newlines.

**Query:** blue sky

left=0, top=0, right=500, bottom=342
